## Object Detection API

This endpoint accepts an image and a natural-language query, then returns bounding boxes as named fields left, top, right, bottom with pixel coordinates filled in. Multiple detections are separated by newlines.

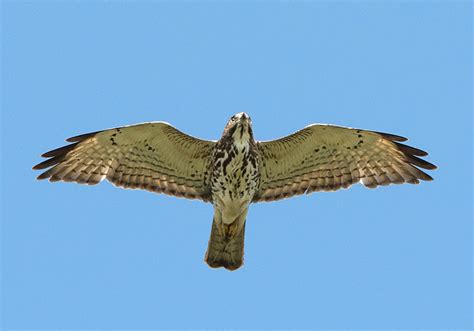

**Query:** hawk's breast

left=211, top=141, right=260, bottom=223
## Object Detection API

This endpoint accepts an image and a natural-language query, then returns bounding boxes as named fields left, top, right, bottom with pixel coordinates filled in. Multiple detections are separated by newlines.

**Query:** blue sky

left=1, top=1, right=472, bottom=329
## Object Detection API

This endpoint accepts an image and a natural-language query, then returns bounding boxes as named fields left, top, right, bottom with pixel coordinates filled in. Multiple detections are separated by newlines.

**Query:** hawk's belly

left=211, top=147, right=260, bottom=224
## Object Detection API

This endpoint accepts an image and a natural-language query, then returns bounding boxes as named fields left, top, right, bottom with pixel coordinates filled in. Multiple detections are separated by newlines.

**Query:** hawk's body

left=33, top=112, right=436, bottom=270
left=207, top=113, right=260, bottom=269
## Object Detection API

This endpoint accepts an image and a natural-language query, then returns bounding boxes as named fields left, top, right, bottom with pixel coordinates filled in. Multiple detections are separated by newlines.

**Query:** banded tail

left=205, top=219, right=246, bottom=271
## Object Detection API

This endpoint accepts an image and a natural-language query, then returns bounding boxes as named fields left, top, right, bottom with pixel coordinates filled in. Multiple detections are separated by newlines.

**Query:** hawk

left=33, top=113, right=436, bottom=270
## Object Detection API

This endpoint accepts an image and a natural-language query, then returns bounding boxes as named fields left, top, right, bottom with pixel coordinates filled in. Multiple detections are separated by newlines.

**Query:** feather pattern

left=33, top=122, right=215, bottom=201
left=254, top=124, right=436, bottom=202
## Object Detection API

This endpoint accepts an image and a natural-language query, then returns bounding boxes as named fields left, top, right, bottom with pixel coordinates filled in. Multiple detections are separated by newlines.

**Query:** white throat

left=232, top=126, right=251, bottom=152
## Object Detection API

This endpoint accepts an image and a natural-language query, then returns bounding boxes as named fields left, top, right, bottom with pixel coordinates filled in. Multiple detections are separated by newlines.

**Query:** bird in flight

left=33, top=113, right=436, bottom=270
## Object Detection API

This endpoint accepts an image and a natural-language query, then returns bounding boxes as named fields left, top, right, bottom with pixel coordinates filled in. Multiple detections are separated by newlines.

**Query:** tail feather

left=205, top=220, right=245, bottom=271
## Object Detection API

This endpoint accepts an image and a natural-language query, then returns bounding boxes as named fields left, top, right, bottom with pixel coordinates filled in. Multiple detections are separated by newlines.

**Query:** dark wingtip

left=394, top=142, right=429, bottom=157
left=406, top=154, right=437, bottom=170
left=35, top=140, right=82, bottom=174
left=32, top=163, right=43, bottom=170
left=386, top=136, right=437, bottom=173
left=35, top=142, right=78, bottom=177
left=34, top=151, right=68, bottom=170
left=423, top=173, right=434, bottom=181
left=36, top=170, right=52, bottom=180
left=427, top=163, right=437, bottom=170
left=41, top=142, right=78, bottom=158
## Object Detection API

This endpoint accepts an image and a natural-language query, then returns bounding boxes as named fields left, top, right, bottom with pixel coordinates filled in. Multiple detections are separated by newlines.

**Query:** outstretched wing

left=33, top=122, right=216, bottom=202
left=254, top=124, right=436, bottom=202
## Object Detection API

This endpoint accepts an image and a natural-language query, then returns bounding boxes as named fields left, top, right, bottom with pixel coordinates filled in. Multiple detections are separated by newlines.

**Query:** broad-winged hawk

left=33, top=113, right=436, bottom=270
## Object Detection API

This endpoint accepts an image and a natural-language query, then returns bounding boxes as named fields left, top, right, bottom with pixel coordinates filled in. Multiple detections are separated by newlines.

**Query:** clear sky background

left=1, top=1, right=472, bottom=330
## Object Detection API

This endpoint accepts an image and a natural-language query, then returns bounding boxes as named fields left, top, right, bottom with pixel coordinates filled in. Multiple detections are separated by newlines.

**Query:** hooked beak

left=236, top=112, right=250, bottom=123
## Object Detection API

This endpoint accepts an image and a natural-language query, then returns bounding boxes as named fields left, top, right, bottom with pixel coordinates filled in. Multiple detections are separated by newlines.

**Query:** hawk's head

left=222, top=112, right=254, bottom=144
